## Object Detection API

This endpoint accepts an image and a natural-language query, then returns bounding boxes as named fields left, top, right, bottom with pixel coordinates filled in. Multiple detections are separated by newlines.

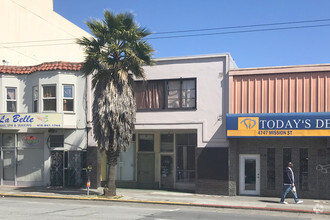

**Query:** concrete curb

left=1, top=193, right=329, bottom=216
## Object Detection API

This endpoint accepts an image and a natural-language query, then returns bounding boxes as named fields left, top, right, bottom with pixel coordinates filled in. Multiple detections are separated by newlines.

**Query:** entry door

left=137, top=153, right=155, bottom=188
left=1, top=134, right=16, bottom=185
left=239, top=154, right=260, bottom=195
left=160, top=155, right=174, bottom=189
left=2, top=149, right=16, bottom=185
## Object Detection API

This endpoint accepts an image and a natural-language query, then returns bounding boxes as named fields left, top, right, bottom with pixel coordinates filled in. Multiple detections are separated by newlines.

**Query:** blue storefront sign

left=227, top=112, right=330, bottom=137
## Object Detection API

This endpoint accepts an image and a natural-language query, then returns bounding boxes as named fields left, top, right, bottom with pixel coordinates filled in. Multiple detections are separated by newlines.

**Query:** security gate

left=50, top=151, right=87, bottom=187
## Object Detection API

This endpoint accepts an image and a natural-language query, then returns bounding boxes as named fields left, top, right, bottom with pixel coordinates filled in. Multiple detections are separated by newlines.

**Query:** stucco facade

left=92, top=54, right=238, bottom=194
left=0, top=0, right=91, bottom=66
left=0, top=62, right=88, bottom=187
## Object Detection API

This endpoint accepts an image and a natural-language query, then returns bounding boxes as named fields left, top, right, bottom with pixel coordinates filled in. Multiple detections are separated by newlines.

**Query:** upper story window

left=33, top=86, right=38, bottom=113
left=6, top=87, right=17, bottom=112
left=135, top=78, right=196, bottom=111
left=63, top=85, right=74, bottom=112
left=168, top=79, right=196, bottom=109
left=43, top=85, right=56, bottom=111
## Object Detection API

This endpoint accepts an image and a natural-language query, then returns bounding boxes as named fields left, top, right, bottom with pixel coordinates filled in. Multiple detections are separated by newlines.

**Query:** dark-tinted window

left=176, top=133, right=197, bottom=183
left=283, top=148, right=292, bottom=168
left=160, top=134, right=174, bottom=152
left=138, top=134, right=154, bottom=152
left=299, top=148, right=308, bottom=191
left=50, top=135, right=64, bottom=148
left=267, top=148, right=276, bottom=190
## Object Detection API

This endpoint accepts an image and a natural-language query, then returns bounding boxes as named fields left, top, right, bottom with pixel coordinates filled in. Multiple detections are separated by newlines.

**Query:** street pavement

left=0, top=186, right=329, bottom=216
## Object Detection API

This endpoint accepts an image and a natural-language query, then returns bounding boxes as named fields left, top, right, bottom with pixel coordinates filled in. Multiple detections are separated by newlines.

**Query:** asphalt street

left=0, top=197, right=327, bottom=220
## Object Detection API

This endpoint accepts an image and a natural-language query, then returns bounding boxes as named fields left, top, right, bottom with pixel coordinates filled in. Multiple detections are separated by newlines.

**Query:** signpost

left=87, top=165, right=92, bottom=196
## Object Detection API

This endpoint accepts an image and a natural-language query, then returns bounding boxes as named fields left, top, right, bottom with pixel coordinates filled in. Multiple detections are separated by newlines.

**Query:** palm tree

left=77, top=11, right=154, bottom=196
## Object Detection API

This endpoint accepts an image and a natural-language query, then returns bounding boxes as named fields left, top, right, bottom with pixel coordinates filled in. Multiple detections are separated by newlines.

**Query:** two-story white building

left=0, top=62, right=88, bottom=187
left=99, top=54, right=238, bottom=194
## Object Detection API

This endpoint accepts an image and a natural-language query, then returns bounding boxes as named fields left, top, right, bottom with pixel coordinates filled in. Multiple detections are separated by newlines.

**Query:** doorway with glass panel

left=0, top=134, right=16, bottom=185
left=0, top=133, right=44, bottom=186
left=239, top=154, right=260, bottom=195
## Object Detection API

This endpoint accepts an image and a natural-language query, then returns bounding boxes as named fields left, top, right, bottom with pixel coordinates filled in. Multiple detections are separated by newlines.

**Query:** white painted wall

left=0, top=0, right=91, bottom=66
left=0, top=70, right=86, bottom=129
left=135, top=54, right=235, bottom=148
left=1, top=69, right=87, bottom=186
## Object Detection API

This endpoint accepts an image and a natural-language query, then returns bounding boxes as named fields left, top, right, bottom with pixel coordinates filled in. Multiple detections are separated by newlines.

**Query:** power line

left=1, top=20, right=330, bottom=48
left=0, top=44, right=41, bottom=62
left=152, top=18, right=330, bottom=35
left=8, top=0, right=77, bottom=37
left=2, top=38, right=78, bottom=45
left=5, top=42, right=77, bottom=49
left=147, top=23, right=330, bottom=40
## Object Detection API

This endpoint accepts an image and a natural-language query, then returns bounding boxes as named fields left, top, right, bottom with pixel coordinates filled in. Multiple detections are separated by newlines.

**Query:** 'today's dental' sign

left=227, top=112, right=330, bottom=137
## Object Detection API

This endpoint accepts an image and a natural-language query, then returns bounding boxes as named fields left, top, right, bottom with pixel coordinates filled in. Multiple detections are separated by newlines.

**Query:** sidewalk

left=0, top=186, right=329, bottom=215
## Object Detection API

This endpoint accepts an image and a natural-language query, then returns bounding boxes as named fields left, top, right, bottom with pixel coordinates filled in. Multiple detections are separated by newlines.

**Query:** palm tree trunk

left=104, top=163, right=117, bottom=197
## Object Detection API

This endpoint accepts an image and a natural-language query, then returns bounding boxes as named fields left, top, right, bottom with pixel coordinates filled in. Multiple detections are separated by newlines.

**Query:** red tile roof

left=0, top=61, right=83, bottom=74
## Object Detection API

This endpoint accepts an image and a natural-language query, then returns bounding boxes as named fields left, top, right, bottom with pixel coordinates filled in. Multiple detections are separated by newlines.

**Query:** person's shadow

left=259, top=200, right=281, bottom=204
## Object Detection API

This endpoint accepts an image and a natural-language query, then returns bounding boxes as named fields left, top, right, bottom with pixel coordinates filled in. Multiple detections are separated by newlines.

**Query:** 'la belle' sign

left=0, top=113, right=63, bottom=129
left=227, top=112, right=330, bottom=137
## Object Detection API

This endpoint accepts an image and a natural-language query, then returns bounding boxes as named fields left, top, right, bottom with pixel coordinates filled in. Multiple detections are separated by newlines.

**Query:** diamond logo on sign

left=238, top=117, right=259, bottom=130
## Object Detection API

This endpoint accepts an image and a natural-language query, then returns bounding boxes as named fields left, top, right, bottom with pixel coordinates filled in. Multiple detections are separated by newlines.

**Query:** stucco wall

left=135, top=54, right=232, bottom=148
left=0, top=0, right=91, bottom=66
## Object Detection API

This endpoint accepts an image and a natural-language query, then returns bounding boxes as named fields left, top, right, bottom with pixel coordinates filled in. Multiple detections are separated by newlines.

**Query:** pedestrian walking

left=280, top=162, right=303, bottom=204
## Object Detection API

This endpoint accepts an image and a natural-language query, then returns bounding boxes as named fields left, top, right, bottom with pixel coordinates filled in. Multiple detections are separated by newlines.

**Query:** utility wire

left=2, top=38, right=78, bottom=45
left=147, top=23, right=330, bottom=40
left=8, top=0, right=77, bottom=37
left=2, top=20, right=330, bottom=48
left=0, top=44, right=41, bottom=62
left=152, top=18, right=330, bottom=35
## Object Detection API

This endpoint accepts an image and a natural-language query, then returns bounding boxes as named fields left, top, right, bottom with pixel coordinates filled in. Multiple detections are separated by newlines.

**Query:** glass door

left=160, top=155, right=174, bottom=189
left=3, top=149, right=15, bottom=185
left=239, top=154, right=260, bottom=195
left=1, top=134, right=16, bottom=185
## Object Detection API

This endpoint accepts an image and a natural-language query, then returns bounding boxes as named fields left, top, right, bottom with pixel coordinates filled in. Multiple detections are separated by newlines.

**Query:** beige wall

left=0, top=0, right=91, bottom=66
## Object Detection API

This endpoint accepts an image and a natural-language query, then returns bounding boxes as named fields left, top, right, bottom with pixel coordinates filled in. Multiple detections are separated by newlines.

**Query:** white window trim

left=32, top=86, right=39, bottom=113
left=62, top=84, right=75, bottom=112
left=6, top=87, right=17, bottom=113
left=42, top=84, right=57, bottom=112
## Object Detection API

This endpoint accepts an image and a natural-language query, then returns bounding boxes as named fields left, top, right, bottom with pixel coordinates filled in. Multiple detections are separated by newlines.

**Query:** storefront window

left=283, top=148, right=292, bottom=168
left=176, top=133, right=196, bottom=183
left=138, top=134, right=154, bottom=152
left=160, top=134, right=174, bottom=152
left=49, top=135, right=64, bottom=148
left=299, top=148, right=309, bottom=191
left=1, top=134, right=15, bottom=147
left=267, top=148, right=275, bottom=190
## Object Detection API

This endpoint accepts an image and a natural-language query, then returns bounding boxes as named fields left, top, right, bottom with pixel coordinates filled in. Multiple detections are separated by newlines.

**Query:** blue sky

left=54, top=0, right=330, bottom=68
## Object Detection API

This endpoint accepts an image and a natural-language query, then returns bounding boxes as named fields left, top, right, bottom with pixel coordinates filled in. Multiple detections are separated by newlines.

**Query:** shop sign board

left=227, top=112, right=330, bottom=137
left=0, top=113, right=63, bottom=129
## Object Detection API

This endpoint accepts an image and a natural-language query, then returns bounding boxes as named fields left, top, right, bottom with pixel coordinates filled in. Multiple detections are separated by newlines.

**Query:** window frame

left=62, top=84, right=74, bottom=112
left=6, top=87, right=17, bottom=113
left=135, top=78, right=197, bottom=112
left=32, top=86, right=39, bottom=113
left=49, top=135, right=64, bottom=148
left=175, top=133, right=197, bottom=183
left=42, top=84, right=57, bottom=112
left=138, top=134, right=154, bottom=152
